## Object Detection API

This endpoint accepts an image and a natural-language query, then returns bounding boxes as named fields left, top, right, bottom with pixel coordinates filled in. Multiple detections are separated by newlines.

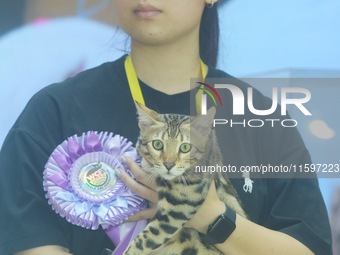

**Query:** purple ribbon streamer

left=47, top=172, right=69, bottom=190
left=68, top=138, right=85, bottom=161
left=52, top=153, right=72, bottom=174
left=85, top=132, right=102, bottom=152
left=106, top=220, right=148, bottom=254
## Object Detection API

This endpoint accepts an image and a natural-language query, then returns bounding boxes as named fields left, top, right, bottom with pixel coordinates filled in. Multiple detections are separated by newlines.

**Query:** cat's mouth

left=161, top=173, right=178, bottom=180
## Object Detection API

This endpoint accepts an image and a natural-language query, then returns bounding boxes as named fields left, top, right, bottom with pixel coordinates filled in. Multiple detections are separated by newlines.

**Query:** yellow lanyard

left=124, top=55, right=208, bottom=113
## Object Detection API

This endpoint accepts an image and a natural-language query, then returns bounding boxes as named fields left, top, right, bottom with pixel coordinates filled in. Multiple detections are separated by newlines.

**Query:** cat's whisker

left=161, top=177, right=167, bottom=186
left=141, top=172, right=158, bottom=188
left=183, top=171, right=200, bottom=185
left=181, top=175, right=186, bottom=186
left=180, top=175, right=188, bottom=186
left=185, top=176, right=191, bottom=186
left=182, top=172, right=195, bottom=186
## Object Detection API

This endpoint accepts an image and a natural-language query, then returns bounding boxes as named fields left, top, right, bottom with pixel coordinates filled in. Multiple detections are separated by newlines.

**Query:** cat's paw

left=124, top=236, right=162, bottom=255
left=123, top=245, right=142, bottom=255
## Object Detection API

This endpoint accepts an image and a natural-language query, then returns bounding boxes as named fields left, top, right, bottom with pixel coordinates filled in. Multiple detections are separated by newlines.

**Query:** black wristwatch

left=201, top=205, right=236, bottom=245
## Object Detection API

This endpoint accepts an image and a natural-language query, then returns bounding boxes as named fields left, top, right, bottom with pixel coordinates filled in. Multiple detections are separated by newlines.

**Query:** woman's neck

left=130, top=38, right=203, bottom=95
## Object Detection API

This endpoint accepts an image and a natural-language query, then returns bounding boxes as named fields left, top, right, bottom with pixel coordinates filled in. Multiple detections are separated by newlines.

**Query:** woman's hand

left=15, top=245, right=72, bottom=255
left=187, top=181, right=314, bottom=255
left=118, top=156, right=158, bottom=222
left=119, top=159, right=224, bottom=229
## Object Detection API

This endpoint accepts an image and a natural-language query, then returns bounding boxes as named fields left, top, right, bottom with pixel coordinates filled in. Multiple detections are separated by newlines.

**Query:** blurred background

left=0, top=0, right=339, bottom=253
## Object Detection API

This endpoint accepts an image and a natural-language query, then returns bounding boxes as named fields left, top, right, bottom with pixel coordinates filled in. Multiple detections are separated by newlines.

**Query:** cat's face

left=135, top=103, right=215, bottom=181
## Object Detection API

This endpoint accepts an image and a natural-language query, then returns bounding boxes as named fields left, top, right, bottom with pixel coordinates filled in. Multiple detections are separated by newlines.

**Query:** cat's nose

left=163, top=161, right=175, bottom=171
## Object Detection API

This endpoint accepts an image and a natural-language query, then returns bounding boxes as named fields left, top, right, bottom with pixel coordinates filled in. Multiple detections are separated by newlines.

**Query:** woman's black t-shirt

left=0, top=55, right=332, bottom=254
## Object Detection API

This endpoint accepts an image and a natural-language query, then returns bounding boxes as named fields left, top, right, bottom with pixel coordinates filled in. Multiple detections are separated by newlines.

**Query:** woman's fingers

left=118, top=156, right=159, bottom=221
left=122, top=156, right=157, bottom=190
left=118, top=167, right=158, bottom=203
left=126, top=207, right=158, bottom=222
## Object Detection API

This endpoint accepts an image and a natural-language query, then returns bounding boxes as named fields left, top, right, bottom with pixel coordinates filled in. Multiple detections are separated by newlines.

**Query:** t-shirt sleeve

left=0, top=128, right=71, bottom=254
left=260, top=112, right=332, bottom=254
left=267, top=178, right=332, bottom=255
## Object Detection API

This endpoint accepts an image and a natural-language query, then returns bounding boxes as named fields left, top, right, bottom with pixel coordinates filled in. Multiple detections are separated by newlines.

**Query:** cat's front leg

left=123, top=209, right=192, bottom=255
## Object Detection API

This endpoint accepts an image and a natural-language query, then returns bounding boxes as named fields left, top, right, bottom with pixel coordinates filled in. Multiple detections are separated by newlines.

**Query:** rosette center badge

left=79, top=161, right=116, bottom=195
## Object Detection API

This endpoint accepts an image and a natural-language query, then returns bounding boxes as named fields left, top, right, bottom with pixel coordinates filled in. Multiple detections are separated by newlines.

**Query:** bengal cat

left=123, top=103, right=246, bottom=255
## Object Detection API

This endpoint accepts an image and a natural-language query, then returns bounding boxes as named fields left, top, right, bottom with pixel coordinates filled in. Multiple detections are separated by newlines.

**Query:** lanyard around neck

left=124, top=55, right=208, bottom=113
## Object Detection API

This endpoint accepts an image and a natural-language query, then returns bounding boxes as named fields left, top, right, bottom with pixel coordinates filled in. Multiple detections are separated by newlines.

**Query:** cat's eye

left=152, top=140, right=164, bottom=150
left=180, top=143, right=191, bottom=153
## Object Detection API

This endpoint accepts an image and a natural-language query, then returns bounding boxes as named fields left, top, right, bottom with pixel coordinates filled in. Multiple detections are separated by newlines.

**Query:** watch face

left=210, top=215, right=236, bottom=243
left=204, top=208, right=237, bottom=245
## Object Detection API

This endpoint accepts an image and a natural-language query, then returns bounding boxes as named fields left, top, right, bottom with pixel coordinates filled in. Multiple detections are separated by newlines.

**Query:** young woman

left=0, top=0, right=331, bottom=254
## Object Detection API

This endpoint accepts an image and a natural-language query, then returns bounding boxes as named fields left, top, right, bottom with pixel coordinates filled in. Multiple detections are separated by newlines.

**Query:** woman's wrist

left=198, top=200, right=225, bottom=234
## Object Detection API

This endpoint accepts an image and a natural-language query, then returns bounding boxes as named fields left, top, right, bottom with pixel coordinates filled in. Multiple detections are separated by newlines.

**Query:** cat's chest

left=157, top=180, right=210, bottom=209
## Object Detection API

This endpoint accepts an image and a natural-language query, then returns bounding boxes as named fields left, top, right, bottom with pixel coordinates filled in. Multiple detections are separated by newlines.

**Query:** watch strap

left=201, top=205, right=236, bottom=245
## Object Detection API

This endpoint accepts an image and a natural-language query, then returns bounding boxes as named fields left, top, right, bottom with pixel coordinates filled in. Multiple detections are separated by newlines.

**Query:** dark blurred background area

left=0, top=0, right=26, bottom=36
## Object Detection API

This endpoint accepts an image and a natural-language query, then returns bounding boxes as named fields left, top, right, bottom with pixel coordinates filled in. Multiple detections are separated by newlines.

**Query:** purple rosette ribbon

left=43, top=131, right=147, bottom=254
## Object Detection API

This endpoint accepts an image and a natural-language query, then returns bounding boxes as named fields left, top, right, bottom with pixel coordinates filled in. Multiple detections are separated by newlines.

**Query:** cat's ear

left=190, top=107, right=216, bottom=136
left=135, top=101, right=161, bottom=130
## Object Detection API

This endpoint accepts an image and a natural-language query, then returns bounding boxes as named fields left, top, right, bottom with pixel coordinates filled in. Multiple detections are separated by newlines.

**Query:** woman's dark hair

left=200, top=4, right=219, bottom=68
